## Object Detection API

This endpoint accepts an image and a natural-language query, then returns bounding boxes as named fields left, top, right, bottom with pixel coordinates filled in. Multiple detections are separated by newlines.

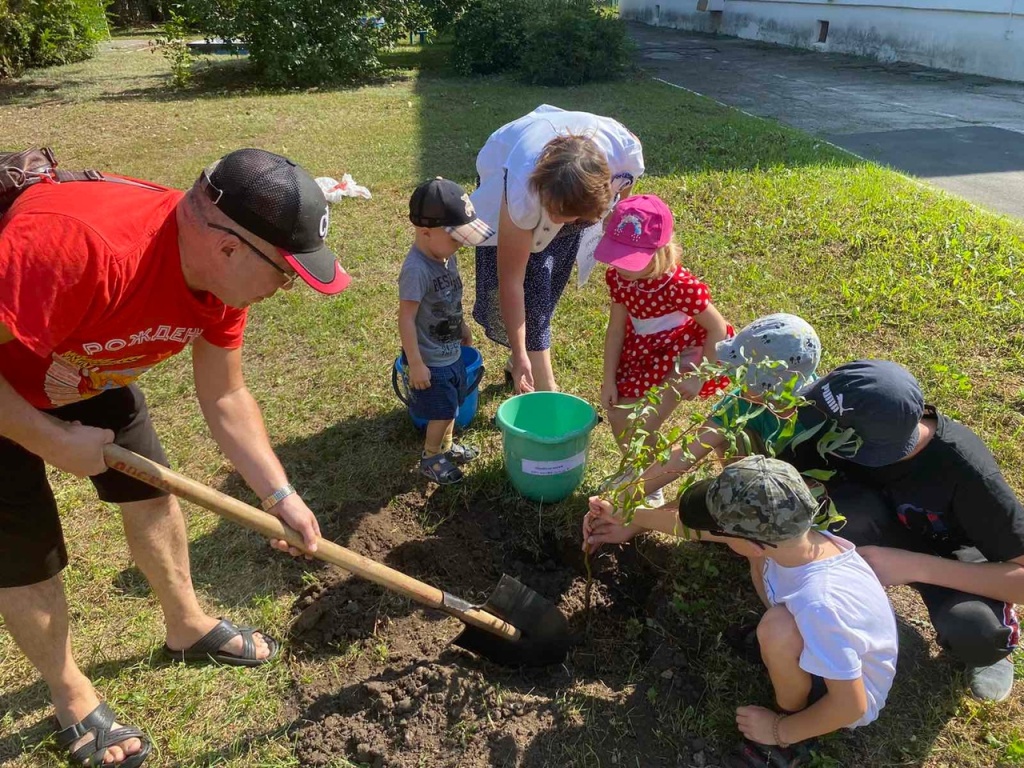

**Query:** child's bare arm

left=737, top=677, right=868, bottom=746
left=777, top=677, right=868, bottom=743
left=783, top=677, right=868, bottom=742
left=585, top=495, right=745, bottom=552
left=398, top=300, right=430, bottom=389
left=601, top=302, right=629, bottom=409
left=638, top=419, right=725, bottom=496
left=694, top=302, right=729, bottom=364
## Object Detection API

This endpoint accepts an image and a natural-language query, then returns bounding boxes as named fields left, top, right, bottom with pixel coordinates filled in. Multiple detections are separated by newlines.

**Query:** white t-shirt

left=471, top=104, right=645, bottom=253
left=762, top=533, right=898, bottom=728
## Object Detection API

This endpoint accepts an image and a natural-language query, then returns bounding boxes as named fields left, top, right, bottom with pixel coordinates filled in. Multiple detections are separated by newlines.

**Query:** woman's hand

left=511, top=356, right=535, bottom=393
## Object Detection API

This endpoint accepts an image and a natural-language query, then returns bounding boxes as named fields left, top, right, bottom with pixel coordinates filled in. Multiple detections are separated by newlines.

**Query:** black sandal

left=164, top=618, right=279, bottom=667
left=725, top=739, right=814, bottom=768
left=55, top=702, right=151, bottom=767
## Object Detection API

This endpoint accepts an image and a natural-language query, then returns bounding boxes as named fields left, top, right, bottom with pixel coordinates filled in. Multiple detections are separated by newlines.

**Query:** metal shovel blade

left=453, top=574, right=571, bottom=667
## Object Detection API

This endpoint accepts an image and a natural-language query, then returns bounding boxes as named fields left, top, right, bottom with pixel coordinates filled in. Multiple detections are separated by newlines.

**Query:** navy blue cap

left=797, top=359, right=924, bottom=467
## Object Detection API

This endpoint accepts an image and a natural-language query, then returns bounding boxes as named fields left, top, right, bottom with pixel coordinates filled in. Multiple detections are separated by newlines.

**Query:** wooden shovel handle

left=103, top=444, right=519, bottom=641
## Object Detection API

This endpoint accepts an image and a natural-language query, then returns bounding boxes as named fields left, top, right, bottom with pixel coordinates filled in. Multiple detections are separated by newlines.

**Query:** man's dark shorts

left=0, top=385, right=169, bottom=588
left=407, top=356, right=469, bottom=422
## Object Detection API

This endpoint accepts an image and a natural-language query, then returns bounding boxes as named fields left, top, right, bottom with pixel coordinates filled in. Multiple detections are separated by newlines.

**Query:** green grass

left=2, top=38, right=1024, bottom=767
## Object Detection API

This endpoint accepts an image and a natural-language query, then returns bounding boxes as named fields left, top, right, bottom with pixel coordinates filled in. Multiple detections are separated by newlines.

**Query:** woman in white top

left=470, top=104, right=645, bottom=392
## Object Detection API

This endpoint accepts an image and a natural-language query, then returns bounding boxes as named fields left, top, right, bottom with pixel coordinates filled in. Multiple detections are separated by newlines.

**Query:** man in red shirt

left=0, top=148, right=350, bottom=767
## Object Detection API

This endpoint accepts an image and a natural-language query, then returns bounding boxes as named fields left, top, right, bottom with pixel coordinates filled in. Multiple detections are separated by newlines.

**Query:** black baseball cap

left=797, top=359, right=925, bottom=467
left=409, top=177, right=495, bottom=246
left=202, top=148, right=350, bottom=294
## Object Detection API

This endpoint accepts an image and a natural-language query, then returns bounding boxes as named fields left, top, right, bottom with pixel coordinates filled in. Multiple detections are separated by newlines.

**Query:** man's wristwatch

left=260, top=484, right=296, bottom=511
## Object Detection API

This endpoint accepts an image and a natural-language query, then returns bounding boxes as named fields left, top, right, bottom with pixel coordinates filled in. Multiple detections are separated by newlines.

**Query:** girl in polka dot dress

left=597, top=195, right=731, bottom=501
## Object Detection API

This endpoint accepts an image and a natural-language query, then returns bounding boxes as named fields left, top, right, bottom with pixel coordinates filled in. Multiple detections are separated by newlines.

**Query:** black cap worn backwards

left=409, top=177, right=495, bottom=246
left=203, top=148, right=350, bottom=294
left=797, top=359, right=925, bottom=467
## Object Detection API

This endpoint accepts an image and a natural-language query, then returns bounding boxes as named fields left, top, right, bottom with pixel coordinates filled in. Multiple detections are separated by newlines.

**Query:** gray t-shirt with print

left=398, top=245, right=464, bottom=367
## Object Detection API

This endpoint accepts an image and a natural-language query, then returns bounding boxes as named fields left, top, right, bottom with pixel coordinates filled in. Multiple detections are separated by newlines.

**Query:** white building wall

left=619, top=0, right=1024, bottom=82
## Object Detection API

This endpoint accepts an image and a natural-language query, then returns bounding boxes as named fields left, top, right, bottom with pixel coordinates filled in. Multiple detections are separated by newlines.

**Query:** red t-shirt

left=0, top=179, right=248, bottom=410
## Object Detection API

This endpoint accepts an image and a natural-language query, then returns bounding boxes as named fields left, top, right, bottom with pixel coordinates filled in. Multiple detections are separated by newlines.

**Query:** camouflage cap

left=677, top=456, right=818, bottom=544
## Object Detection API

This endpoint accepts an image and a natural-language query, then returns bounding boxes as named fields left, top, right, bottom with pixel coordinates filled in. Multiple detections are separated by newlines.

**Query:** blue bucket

left=392, top=346, right=485, bottom=431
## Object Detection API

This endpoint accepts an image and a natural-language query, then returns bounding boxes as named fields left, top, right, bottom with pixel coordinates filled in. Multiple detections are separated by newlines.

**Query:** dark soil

left=286, top=490, right=723, bottom=768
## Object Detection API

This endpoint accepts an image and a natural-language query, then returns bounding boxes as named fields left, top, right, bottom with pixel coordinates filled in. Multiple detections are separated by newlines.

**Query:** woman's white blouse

left=471, top=104, right=645, bottom=252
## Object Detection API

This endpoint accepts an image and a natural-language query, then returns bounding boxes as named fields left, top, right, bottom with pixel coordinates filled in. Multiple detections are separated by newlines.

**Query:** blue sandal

left=55, top=702, right=151, bottom=767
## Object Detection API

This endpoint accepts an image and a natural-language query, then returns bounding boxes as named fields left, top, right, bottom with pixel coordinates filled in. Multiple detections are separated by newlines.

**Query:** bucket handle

left=467, top=363, right=485, bottom=396
left=391, top=359, right=412, bottom=406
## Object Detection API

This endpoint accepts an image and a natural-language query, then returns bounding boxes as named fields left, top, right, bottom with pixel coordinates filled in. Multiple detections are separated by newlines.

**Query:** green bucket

left=495, top=392, right=599, bottom=503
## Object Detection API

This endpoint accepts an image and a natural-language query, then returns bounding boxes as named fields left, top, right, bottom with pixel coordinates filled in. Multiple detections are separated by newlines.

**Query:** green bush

left=452, top=0, right=631, bottom=84
left=185, top=0, right=422, bottom=86
left=451, top=0, right=531, bottom=76
left=0, top=0, right=107, bottom=78
left=153, top=9, right=193, bottom=87
left=518, top=4, right=632, bottom=86
left=0, top=3, right=32, bottom=78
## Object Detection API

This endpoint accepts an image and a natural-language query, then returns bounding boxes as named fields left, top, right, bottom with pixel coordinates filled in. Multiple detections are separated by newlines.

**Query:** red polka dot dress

left=606, top=265, right=731, bottom=400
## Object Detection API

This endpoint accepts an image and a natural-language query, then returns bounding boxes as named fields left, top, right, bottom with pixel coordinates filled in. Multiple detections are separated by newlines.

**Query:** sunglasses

left=207, top=223, right=297, bottom=289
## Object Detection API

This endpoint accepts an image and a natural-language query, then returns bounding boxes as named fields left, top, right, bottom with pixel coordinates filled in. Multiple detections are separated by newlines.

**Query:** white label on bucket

left=522, top=450, right=587, bottom=476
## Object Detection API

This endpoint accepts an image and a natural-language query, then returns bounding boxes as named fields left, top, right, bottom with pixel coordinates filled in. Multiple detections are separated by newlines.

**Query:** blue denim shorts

left=408, top=356, right=469, bottom=422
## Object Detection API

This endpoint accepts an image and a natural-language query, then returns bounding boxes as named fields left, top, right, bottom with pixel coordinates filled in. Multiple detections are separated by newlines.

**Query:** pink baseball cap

left=594, top=195, right=674, bottom=272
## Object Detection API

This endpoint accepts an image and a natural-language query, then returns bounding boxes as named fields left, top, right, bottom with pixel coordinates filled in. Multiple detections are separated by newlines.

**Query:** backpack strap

left=53, top=168, right=164, bottom=192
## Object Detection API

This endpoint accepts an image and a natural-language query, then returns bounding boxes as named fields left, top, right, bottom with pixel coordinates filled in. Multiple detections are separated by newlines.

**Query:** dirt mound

left=287, top=491, right=722, bottom=767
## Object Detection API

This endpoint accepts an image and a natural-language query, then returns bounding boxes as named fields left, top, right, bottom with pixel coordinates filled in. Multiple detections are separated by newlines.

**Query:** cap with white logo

left=202, top=148, right=350, bottom=294
left=409, top=177, right=495, bottom=247
left=797, top=359, right=924, bottom=466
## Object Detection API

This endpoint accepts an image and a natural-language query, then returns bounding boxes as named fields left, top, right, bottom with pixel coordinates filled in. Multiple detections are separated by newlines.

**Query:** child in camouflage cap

left=584, top=456, right=898, bottom=768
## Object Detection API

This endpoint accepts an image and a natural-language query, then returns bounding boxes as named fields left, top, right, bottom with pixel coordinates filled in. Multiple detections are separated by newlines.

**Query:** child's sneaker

left=967, top=657, right=1014, bottom=702
left=644, top=487, right=665, bottom=508
left=420, top=453, right=464, bottom=485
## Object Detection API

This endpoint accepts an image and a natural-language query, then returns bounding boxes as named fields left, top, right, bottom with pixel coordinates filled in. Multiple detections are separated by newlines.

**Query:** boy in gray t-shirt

left=398, top=177, right=494, bottom=484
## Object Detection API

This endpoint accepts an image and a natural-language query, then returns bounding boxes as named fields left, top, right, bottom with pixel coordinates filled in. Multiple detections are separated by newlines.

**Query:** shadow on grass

left=95, top=60, right=412, bottom=104
left=113, top=407, right=428, bottom=607
left=94, top=42, right=451, bottom=106
left=0, top=43, right=441, bottom=110
left=843, top=614, right=969, bottom=766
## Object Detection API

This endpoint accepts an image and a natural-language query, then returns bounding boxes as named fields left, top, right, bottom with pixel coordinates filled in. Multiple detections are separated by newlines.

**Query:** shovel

left=103, top=445, right=570, bottom=667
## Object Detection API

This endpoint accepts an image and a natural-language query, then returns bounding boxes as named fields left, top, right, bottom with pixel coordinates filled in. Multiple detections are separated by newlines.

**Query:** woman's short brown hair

left=529, top=134, right=611, bottom=222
